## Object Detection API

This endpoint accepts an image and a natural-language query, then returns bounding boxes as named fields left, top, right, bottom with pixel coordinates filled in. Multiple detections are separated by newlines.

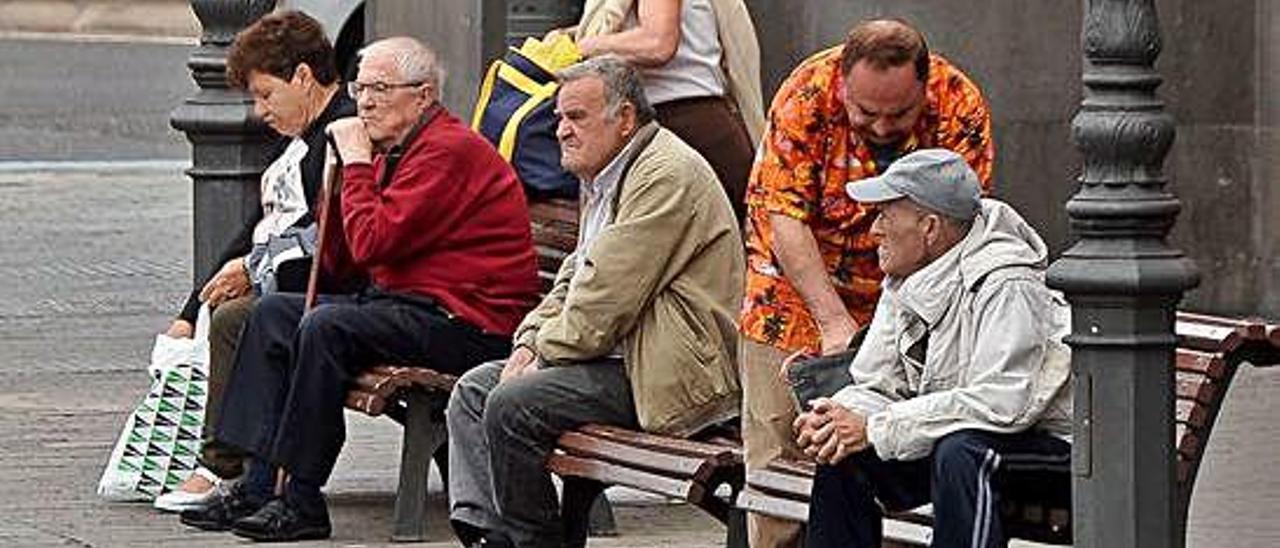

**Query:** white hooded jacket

left=832, top=199, right=1073, bottom=461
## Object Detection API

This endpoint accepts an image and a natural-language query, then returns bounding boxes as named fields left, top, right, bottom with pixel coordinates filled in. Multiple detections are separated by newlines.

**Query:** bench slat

left=1178, top=311, right=1264, bottom=333
left=1176, top=319, right=1244, bottom=353
left=528, top=199, right=579, bottom=225
left=1174, top=348, right=1227, bottom=379
left=547, top=453, right=702, bottom=501
left=1175, top=398, right=1208, bottom=429
left=1175, top=371, right=1217, bottom=405
left=765, top=457, right=815, bottom=477
left=736, top=487, right=810, bottom=523
left=556, top=431, right=710, bottom=480
left=746, top=467, right=811, bottom=500
left=576, top=424, right=737, bottom=460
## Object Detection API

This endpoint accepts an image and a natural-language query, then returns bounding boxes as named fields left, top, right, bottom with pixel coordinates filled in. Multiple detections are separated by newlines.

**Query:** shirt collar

left=581, top=130, right=645, bottom=200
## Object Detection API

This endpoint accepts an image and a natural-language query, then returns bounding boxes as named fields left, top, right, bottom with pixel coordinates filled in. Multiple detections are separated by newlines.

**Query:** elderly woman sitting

left=154, top=8, right=354, bottom=514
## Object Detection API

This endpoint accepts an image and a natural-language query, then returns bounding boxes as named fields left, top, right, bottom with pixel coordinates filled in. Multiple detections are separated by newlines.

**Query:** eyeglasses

left=346, top=80, right=424, bottom=99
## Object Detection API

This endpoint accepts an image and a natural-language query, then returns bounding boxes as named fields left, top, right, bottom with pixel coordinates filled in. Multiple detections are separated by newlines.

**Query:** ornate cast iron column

left=1047, top=1, right=1200, bottom=546
left=171, top=0, right=277, bottom=284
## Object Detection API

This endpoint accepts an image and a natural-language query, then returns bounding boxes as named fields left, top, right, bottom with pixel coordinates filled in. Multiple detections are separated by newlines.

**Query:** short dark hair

left=839, top=18, right=930, bottom=82
left=227, top=10, right=338, bottom=89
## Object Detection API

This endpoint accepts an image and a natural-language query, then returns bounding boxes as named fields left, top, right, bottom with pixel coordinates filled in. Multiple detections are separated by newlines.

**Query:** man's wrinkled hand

left=326, top=117, right=373, bottom=165
left=795, top=398, right=869, bottom=465
left=500, top=346, right=540, bottom=383
left=199, top=257, right=251, bottom=308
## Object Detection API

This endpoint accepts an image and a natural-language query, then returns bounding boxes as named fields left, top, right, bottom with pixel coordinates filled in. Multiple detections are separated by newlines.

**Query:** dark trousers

left=216, top=289, right=510, bottom=486
left=446, top=359, right=639, bottom=548
left=807, top=429, right=1071, bottom=548
left=655, top=95, right=754, bottom=225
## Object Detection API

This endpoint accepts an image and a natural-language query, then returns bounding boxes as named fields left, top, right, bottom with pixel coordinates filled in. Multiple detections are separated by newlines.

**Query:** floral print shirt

left=740, top=47, right=995, bottom=354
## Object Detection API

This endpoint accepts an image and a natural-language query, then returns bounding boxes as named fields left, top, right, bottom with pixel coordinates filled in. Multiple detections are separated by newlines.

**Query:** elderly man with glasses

left=182, top=36, right=541, bottom=542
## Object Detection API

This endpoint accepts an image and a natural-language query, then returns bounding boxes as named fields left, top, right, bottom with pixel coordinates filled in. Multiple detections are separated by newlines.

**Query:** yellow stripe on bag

left=498, top=82, right=558, bottom=160
left=471, top=60, right=502, bottom=130
left=497, top=62, right=556, bottom=97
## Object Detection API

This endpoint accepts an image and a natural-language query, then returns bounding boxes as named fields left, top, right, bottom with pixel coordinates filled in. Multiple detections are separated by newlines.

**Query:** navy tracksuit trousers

left=807, top=429, right=1071, bottom=548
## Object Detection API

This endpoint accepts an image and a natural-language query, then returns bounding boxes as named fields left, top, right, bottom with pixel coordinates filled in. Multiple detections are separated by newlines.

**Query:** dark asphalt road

left=0, top=37, right=195, bottom=162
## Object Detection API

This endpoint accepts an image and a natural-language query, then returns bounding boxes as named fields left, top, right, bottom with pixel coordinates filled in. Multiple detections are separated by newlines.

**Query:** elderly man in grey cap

left=793, top=148, right=1074, bottom=548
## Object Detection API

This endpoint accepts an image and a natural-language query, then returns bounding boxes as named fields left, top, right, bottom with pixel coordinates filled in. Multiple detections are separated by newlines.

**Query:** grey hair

left=358, top=36, right=446, bottom=92
left=556, top=55, right=656, bottom=125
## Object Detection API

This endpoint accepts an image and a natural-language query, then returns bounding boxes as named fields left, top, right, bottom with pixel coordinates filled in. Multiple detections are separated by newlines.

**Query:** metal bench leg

left=725, top=505, right=748, bottom=548
left=391, top=391, right=447, bottom=542
left=588, top=492, right=617, bottom=537
left=561, top=478, right=607, bottom=547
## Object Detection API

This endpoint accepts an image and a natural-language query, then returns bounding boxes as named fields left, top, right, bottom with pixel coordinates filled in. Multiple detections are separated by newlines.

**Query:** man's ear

left=619, top=102, right=638, bottom=134
left=922, top=213, right=943, bottom=248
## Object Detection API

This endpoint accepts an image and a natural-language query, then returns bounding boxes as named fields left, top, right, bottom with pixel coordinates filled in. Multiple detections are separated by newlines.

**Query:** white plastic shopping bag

left=98, top=305, right=211, bottom=501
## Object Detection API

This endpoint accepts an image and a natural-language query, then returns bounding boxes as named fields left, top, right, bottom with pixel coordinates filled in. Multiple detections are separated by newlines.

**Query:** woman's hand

left=199, top=257, right=251, bottom=308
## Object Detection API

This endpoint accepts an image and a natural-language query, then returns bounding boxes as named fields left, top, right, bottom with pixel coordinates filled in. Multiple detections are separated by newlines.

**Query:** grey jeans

left=446, top=358, right=638, bottom=548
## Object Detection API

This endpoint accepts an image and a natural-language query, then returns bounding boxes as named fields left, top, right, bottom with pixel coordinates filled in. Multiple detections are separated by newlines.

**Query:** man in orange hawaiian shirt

left=738, top=18, right=994, bottom=547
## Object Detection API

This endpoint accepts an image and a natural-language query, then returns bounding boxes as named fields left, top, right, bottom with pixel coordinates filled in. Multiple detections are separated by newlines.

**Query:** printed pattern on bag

left=99, top=305, right=211, bottom=502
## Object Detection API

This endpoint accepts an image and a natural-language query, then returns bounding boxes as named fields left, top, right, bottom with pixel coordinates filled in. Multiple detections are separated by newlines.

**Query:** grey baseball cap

left=845, top=148, right=982, bottom=221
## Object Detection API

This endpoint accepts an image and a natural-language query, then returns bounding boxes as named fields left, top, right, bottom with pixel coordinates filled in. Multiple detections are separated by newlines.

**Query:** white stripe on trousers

left=971, top=448, right=1002, bottom=548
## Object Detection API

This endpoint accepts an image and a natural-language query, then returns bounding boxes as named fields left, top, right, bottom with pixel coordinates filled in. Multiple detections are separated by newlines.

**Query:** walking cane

left=304, top=132, right=344, bottom=312
left=275, top=132, right=345, bottom=496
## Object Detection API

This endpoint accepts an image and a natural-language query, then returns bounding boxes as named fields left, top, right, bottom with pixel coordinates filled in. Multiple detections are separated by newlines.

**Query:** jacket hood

left=958, top=199, right=1049, bottom=290
left=888, top=199, right=1049, bottom=326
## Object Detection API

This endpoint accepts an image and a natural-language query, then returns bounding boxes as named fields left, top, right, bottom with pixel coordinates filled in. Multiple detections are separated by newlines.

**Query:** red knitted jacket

left=322, top=109, right=541, bottom=335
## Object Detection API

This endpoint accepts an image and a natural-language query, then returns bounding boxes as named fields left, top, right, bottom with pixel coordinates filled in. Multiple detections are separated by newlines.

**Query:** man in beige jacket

left=445, top=55, right=743, bottom=548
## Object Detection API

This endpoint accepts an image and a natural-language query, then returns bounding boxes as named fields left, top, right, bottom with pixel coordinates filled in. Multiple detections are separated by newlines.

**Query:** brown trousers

left=654, top=95, right=754, bottom=225
left=197, top=294, right=256, bottom=479
left=740, top=338, right=806, bottom=547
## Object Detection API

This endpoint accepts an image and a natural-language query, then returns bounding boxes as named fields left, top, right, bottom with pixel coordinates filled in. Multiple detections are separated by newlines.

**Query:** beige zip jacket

left=514, top=124, right=744, bottom=436
left=832, top=200, right=1074, bottom=461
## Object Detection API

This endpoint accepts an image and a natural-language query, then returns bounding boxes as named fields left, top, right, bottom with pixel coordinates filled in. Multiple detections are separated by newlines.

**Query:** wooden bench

left=730, top=312, right=1280, bottom=546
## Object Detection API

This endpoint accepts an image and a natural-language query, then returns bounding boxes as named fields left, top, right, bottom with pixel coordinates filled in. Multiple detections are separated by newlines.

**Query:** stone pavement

left=0, top=166, right=726, bottom=547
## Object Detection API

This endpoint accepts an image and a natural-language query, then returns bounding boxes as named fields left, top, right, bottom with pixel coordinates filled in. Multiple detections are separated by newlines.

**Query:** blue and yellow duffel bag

left=472, top=34, right=582, bottom=198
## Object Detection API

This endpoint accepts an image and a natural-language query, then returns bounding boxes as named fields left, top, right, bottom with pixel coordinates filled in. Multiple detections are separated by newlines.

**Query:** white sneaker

left=153, top=467, right=231, bottom=513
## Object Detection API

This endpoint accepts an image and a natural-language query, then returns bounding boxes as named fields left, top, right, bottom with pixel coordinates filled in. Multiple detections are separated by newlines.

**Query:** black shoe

left=450, top=517, right=518, bottom=548
left=178, top=483, right=266, bottom=532
left=230, top=497, right=332, bottom=542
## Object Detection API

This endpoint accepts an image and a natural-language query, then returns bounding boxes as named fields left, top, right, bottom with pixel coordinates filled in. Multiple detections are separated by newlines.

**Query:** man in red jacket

left=179, top=36, right=541, bottom=542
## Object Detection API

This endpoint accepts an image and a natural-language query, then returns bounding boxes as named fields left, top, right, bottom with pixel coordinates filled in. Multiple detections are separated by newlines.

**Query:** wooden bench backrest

left=1170, top=312, right=1280, bottom=520
left=527, top=198, right=580, bottom=294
